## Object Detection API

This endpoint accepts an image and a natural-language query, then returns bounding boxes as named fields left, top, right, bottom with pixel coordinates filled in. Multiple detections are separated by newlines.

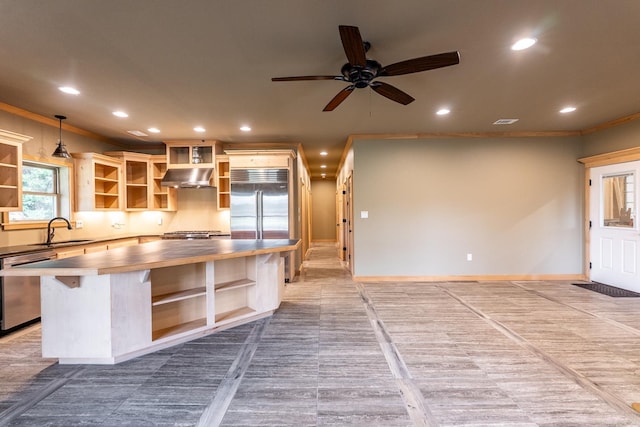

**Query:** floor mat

left=573, top=282, right=640, bottom=297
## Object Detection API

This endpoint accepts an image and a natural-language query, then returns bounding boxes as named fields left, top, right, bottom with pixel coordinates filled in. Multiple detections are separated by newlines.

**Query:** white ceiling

left=0, top=1, right=639, bottom=178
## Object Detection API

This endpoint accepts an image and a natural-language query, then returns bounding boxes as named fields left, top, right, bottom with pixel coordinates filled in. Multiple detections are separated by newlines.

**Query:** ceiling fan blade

left=339, top=25, right=367, bottom=67
left=371, top=82, right=414, bottom=105
left=323, top=86, right=355, bottom=111
left=272, top=76, right=341, bottom=82
left=380, top=51, right=460, bottom=76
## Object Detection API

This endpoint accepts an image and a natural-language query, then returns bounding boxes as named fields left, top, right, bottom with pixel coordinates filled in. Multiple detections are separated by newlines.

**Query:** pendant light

left=52, top=114, right=71, bottom=158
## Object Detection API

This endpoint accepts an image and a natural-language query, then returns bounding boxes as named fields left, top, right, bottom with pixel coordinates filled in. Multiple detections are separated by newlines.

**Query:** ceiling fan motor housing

left=341, top=59, right=382, bottom=88
left=271, top=25, right=459, bottom=110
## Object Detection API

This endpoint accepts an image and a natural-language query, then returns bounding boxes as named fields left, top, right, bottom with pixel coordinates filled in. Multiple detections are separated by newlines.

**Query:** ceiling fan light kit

left=272, top=25, right=460, bottom=111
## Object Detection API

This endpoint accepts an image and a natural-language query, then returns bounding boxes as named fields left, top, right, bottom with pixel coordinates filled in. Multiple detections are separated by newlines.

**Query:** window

left=2, top=156, right=72, bottom=229
left=602, top=172, right=635, bottom=228
left=9, top=163, right=59, bottom=221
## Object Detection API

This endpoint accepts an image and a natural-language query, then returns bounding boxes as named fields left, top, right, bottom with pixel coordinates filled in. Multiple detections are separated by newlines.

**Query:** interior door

left=590, top=161, right=640, bottom=291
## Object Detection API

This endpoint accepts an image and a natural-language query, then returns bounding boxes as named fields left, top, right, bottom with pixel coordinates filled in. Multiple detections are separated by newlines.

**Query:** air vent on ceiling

left=493, top=119, right=519, bottom=125
left=127, top=130, right=148, bottom=137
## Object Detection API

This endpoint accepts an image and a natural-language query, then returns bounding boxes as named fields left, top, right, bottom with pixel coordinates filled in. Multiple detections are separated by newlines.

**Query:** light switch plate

left=360, top=211, right=369, bottom=219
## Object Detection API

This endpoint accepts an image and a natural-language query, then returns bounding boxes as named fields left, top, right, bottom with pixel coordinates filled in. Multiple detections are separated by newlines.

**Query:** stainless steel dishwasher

left=0, top=249, right=57, bottom=332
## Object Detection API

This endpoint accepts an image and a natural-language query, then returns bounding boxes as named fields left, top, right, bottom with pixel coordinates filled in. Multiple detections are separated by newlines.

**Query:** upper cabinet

left=72, top=153, right=123, bottom=211
left=105, top=151, right=150, bottom=211
left=105, top=152, right=177, bottom=211
left=215, top=155, right=230, bottom=209
left=0, top=130, right=30, bottom=212
left=164, top=140, right=220, bottom=169
left=150, top=155, right=177, bottom=211
left=226, top=149, right=294, bottom=170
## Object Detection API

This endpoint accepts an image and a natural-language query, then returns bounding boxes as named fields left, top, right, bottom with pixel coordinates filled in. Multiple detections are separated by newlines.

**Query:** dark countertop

left=0, top=234, right=160, bottom=259
left=0, top=239, right=300, bottom=276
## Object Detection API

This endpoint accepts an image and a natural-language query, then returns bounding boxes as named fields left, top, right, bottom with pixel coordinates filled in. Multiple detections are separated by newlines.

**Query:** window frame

left=1, top=154, right=75, bottom=230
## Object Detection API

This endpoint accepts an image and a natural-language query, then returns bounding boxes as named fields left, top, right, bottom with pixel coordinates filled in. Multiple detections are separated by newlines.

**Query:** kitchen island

left=0, top=239, right=299, bottom=364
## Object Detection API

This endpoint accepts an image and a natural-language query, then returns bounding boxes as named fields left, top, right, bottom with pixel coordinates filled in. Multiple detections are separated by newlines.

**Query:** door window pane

left=603, top=173, right=635, bottom=228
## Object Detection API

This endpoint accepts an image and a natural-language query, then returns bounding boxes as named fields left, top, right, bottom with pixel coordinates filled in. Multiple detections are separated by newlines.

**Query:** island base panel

left=41, top=273, right=151, bottom=360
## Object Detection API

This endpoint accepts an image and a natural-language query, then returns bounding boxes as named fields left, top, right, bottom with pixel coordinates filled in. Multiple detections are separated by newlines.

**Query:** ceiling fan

left=272, top=25, right=460, bottom=111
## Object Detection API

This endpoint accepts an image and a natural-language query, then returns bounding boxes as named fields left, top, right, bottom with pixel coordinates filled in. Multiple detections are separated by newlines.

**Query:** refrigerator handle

left=257, top=190, right=263, bottom=239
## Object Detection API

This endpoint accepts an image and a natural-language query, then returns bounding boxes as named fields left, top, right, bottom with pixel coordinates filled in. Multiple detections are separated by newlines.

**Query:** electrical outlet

left=75, top=220, right=84, bottom=229
left=157, top=215, right=163, bottom=225
left=467, top=253, right=473, bottom=261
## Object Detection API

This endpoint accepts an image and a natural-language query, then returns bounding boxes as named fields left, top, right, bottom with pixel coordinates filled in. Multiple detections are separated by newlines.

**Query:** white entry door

left=590, top=161, right=640, bottom=291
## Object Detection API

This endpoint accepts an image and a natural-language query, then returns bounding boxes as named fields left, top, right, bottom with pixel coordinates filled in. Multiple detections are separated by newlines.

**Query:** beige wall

left=349, top=136, right=584, bottom=278
left=311, top=179, right=336, bottom=242
left=582, top=119, right=640, bottom=157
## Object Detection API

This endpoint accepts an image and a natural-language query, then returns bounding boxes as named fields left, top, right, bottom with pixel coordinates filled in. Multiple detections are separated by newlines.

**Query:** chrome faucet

left=46, top=217, right=72, bottom=245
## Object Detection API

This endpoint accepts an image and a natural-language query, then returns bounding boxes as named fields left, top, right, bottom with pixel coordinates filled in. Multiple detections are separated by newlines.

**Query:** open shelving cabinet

left=73, top=153, right=123, bottom=211
left=0, top=130, right=30, bottom=211
left=150, top=262, right=211, bottom=341
left=149, top=254, right=277, bottom=342
left=213, top=257, right=257, bottom=324
left=216, top=155, right=230, bottom=209
left=150, top=155, right=177, bottom=211
left=124, top=159, right=149, bottom=210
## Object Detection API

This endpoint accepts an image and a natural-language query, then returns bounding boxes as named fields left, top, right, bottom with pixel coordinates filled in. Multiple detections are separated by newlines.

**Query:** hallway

left=2, top=243, right=640, bottom=425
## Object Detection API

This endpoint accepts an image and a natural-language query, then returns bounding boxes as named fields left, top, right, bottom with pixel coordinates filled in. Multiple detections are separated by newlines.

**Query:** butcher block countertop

left=0, top=239, right=300, bottom=277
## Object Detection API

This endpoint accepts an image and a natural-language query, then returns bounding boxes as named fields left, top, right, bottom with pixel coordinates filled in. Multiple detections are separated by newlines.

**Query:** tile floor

left=2, top=243, right=640, bottom=426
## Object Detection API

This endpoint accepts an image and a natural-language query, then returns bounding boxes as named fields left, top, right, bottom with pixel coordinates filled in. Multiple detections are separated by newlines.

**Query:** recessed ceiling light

left=59, top=86, right=80, bottom=95
left=436, top=108, right=450, bottom=116
left=320, top=165, right=327, bottom=169
left=240, top=125, right=251, bottom=132
left=112, top=111, right=128, bottom=118
left=559, top=106, right=576, bottom=114
left=321, top=173, right=326, bottom=178
left=147, top=127, right=161, bottom=133
left=320, top=151, right=328, bottom=156
left=194, top=126, right=206, bottom=132
left=511, top=38, right=537, bottom=51
left=127, top=130, right=148, bottom=137
left=493, top=118, right=519, bottom=125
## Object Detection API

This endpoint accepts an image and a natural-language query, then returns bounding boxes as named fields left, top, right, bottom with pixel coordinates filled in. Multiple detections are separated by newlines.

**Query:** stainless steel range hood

left=160, top=168, right=214, bottom=188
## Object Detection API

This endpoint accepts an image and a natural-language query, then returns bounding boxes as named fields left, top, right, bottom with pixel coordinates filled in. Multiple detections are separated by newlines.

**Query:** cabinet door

left=165, top=141, right=218, bottom=168
left=229, top=154, right=290, bottom=169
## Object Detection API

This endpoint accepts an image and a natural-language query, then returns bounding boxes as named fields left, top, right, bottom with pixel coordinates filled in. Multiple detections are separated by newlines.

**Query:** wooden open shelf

left=73, top=153, right=123, bottom=211
left=123, top=159, right=149, bottom=210
left=146, top=253, right=280, bottom=345
left=150, top=262, right=207, bottom=341
left=151, top=155, right=176, bottom=211
left=0, top=140, right=21, bottom=211
left=215, top=278, right=255, bottom=292
left=215, top=306, right=256, bottom=323
left=152, top=287, right=206, bottom=306
left=216, top=155, right=230, bottom=209
left=152, top=317, right=207, bottom=341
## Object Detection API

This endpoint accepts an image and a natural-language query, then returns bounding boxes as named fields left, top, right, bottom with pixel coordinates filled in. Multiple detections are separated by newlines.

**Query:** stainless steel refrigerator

left=230, top=168, right=289, bottom=239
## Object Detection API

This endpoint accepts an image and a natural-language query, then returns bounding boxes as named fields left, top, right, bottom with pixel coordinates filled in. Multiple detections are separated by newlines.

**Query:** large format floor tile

left=2, top=244, right=640, bottom=426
